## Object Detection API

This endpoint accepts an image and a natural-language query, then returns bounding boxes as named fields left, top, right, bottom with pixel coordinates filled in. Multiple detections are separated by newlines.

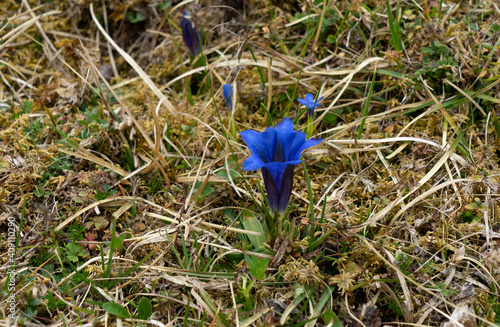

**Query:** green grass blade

left=386, top=0, right=402, bottom=52
left=357, top=69, right=377, bottom=139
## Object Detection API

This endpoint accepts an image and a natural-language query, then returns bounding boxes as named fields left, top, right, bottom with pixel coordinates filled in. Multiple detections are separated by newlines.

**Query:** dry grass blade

left=55, top=196, right=143, bottom=231
left=145, top=212, right=261, bottom=236
left=89, top=3, right=175, bottom=114
left=444, top=78, right=486, bottom=115
left=355, top=132, right=464, bottom=230
left=315, top=57, right=383, bottom=123
left=389, top=178, right=473, bottom=225
left=57, top=145, right=128, bottom=177
left=382, top=248, right=414, bottom=321
left=0, top=10, right=61, bottom=52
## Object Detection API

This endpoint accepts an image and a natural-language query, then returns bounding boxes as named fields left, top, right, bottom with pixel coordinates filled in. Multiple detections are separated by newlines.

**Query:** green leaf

left=21, top=100, right=33, bottom=113
left=245, top=255, right=269, bottom=280
left=79, top=120, right=89, bottom=127
left=357, top=69, right=377, bottom=139
left=46, top=293, right=66, bottom=309
left=222, top=209, right=237, bottom=221
left=111, top=234, right=127, bottom=251
left=491, top=304, right=500, bottom=324
left=216, top=169, right=239, bottom=182
left=323, top=308, right=343, bottom=327
left=138, top=298, right=152, bottom=320
left=103, top=302, right=130, bottom=318
left=310, top=227, right=337, bottom=251
left=322, top=112, right=337, bottom=125
left=421, top=41, right=451, bottom=58
left=386, top=0, right=402, bottom=52
left=65, top=243, right=87, bottom=262
left=315, top=286, right=335, bottom=314
left=241, top=212, right=266, bottom=250
left=125, top=12, right=145, bottom=24
left=193, top=180, right=215, bottom=202
left=224, top=252, right=244, bottom=264
left=326, top=35, right=336, bottom=44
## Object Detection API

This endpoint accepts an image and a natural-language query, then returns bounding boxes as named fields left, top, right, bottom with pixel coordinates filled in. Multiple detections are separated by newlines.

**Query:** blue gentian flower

left=223, top=83, right=233, bottom=113
left=298, top=93, right=323, bottom=118
left=181, top=10, right=202, bottom=56
left=240, top=117, right=323, bottom=214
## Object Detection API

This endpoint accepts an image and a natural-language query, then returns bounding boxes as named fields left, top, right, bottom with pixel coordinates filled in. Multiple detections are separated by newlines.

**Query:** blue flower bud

left=181, top=10, right=202, bottom=56
left=223, top=83, right=233, bottom=113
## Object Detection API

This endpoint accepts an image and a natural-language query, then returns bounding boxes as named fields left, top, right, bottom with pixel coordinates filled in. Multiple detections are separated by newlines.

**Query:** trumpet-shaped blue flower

left=223, top=83, right=233, bottom=113
left=240, top=117, right=323, bottom=213
left=298, top=93, right=323, bottom=118
left=181, top=10, right=202, bottom=56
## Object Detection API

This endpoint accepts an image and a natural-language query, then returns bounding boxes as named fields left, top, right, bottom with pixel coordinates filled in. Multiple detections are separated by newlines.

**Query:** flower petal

left=286, top=130, right=308, bottom=161
left=274, top=117, right=296, bottom=162
left=305, top=93, right=314, bottom=103
left=261, top=165, right=279, bottom=212
left=240, top=127, right=276, bottom=165
left=298, top=98, right=308, bottom=106
left=276, top=116, right=294, bottom=131
left=296, top=137, right=323, bottom=157
left=262, top=162, right=299, bottom=213
left=243, top=154, right=265, bottom=171
left=276, top=164, right=296, bottom=213
left=263, top=161, right=301, bottom=193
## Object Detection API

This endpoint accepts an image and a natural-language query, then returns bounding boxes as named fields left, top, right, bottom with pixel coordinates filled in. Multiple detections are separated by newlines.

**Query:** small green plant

left=137, top=297, right=153, bottom=320
left=192, top=180, right=214, bottom=203
left=416, top=41, right=458, bottom=87
left=67, top=223, right=85, bottom=242
left=149, top=170, right=165, bottom=194
left=322, top=112, right=337, bottom=126
left=373, top=197, right=390, bottom=206
left=103, top=302, right=131, bottom=318
left=122, top=145, right=135, bottom=171
left=245, top=255, right=269, bottom=280
left=240, top=211, right=267, bottom=250
left=157, top=0, right=172, bottom=11
left=394, top=251, right=413, bottom=276
left=215, top=159, right=240, bottom=183
left=23, top=117, right=43, bottom=146
left=181, top=124, right=196, bottom=138
left=65, top=243, right=88, bottom=263
left=78, top=107, right=109, bottom=139
left=84, top=216, right=109, bottom=230
left=465, top=197, right=488, bottom=213
left=33, top=184, right=54, bottom=198
left=388, top=299, right=404, bottom=317
left=29, top=250, right=51, bottom=268
left=290, top=7, right=341, bottom=36
left=45, top=293, right=66, bottom=310
left=37, top=154, right=73, bottom=189
left=22, top=298, right=41, bottom=322
left=460, top=210, right=478, bottom=223
left=12, top=100, right=33, bottom=119
left=94, top=185, right=116, bottom=200
left=125, top=11, right=145, bottom=24
left=105, top=297, right=154, bottom=326
left=237, top=275, right=255, bottom=313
